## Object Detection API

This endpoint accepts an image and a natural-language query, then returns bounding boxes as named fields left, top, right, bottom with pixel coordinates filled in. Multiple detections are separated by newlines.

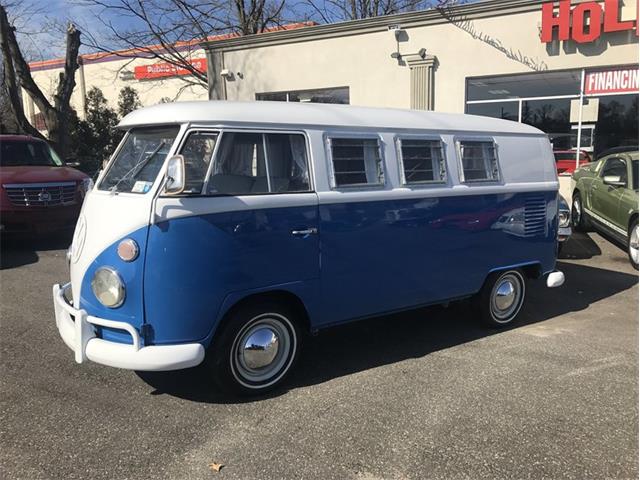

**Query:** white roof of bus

left=118, top=100, right=543, bottom=135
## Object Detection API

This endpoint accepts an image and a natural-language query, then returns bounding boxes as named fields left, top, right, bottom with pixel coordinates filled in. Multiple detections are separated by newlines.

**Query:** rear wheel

left=628, top=219, right=639, bottom=270
left=207, top=301, right=301, bottom=396
left=475, top=270, right=526, bottom=327
left=571, top=192, right=588, bottom=231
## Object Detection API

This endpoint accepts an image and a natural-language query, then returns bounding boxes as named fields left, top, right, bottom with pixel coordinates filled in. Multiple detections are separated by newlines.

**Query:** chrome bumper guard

left=558, top=226, right=572, bottom=242
left=546, top=271, right=565, bottom=288
left=52, top=283, right=205, bottom=371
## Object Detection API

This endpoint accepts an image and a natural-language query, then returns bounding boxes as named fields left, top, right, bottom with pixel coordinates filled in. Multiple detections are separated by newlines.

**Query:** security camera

left=388, top=25, right=404, bottom=40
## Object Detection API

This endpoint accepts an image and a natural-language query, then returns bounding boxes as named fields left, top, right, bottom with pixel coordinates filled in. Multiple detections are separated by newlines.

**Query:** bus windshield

left=98, top=126, right=179, bottom=194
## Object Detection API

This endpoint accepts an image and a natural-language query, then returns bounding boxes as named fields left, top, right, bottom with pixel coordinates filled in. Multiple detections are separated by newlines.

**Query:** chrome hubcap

left=242, top=327, right=279, bottom=369
left=630, top=225, right=639, bottom=264
left=572, top=198, right=581, bottom=225
left=231, top=314, right=295, bottom=388
left=490, top=272, right=524, bottom=322
left=495, top=280, right=516, bottom=311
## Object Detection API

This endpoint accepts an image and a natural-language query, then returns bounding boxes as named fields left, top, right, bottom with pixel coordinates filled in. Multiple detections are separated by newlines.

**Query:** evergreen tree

left=117, top=86, right=142, bottom=117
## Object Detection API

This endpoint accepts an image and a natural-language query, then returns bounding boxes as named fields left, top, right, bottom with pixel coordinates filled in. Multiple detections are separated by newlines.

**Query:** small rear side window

left=398, top=138, right=446, bottom=184
left=329, top=137, right=384, bottom=188
left=458, top=140, right=500, bottom=182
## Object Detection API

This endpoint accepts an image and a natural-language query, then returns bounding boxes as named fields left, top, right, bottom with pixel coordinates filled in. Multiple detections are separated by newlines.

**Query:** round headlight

left=559, top=210, right=571, bottom=228
left=91, top=267, right=125, bottom=308
left=117, top=239, right=139, bottom=262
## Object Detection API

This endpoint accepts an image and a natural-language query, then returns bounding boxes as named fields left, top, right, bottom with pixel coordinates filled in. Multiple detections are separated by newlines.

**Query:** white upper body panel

left=119, top=101, right=544, bottom=137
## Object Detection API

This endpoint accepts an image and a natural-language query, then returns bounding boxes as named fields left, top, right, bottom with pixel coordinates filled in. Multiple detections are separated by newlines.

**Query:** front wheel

left=572, top=192, right=588, bottom=231
left=628, top=219, right=639, bottom=270
left=207, top=301, right=301, bottom=396
left=475, top=270, right=526, bottom=328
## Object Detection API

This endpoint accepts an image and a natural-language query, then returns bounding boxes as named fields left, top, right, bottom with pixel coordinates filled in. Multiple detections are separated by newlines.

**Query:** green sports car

left=571, top=149, right=639, bottom=270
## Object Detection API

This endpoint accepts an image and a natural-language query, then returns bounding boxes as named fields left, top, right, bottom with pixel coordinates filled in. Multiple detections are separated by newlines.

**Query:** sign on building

left=585, top=67, right=639, bottom=94
left=134, top=58, right=207, bottom=80
left=541, top=0, right=638, bottom=44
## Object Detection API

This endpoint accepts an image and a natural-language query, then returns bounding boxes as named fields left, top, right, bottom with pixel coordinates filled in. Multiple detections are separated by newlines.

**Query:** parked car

left=0, top=135, right=92, bottom=235
left=53, top=101, right=565, bottom=395
left=557, top=195, right=572, bottom=251
left=553, top=149, right=591, bottom=175
left=595, top=145, right=639, bottom=161
left=571, top=149, right=639, bottom=269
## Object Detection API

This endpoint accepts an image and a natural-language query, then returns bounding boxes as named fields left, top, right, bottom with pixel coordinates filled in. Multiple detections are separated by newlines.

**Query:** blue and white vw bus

left=53, top=101, right=565, bottom=395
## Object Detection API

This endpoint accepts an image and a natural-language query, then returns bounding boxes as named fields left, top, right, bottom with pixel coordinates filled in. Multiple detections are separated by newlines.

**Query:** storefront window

left=594, top=94, right=638, bottom=153
left=466, top=68, right=639, bottom=158
left=467, top=71, right=581, bottom=101
left=521, top=98, right=571, bottom=134
left=257, top=87, right=349, bottom=104
left=467, top=101, right=518, bottom=122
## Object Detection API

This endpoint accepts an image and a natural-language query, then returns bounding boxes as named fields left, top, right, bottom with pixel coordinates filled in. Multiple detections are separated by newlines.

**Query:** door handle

left=291, top=227, right=317, bottom=236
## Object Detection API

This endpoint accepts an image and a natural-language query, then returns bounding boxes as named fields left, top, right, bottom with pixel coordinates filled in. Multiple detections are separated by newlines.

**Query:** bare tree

left=303, top=0, right=430, bottom=23
left=80, top=0, right=289, bottom=89
left=0, top=3, right=81, bottom=156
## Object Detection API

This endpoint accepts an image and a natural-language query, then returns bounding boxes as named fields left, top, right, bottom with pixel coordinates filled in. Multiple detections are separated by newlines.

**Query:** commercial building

left=26, top=0, right=638, bottom=157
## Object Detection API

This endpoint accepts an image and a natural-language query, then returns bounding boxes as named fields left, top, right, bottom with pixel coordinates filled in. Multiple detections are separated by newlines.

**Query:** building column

left=205, top=49, right=227, bottom=100
left=407, top=55, right=437, bottom=110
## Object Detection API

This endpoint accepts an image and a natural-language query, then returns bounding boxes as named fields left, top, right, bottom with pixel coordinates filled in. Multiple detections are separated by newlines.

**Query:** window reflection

left=467, top=102, right=518, bottom=122
left=521, top=98, right=571, bottom=134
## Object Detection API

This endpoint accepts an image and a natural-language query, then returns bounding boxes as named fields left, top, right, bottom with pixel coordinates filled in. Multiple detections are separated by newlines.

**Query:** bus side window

left=207, top=132, right=311, bottom=195
left=458, top=140, right=500, bottom=183
left=179, top=131, right=219, bottom=194
left=398, top=138, right=446, bottom=184
left=329, top=137, right=384, bottom=188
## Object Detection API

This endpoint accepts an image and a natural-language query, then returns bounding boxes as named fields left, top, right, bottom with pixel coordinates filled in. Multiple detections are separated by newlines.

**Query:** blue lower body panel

left=144, top=205, right=320, bottom=345
left=316, top=191, right=557, bottom=325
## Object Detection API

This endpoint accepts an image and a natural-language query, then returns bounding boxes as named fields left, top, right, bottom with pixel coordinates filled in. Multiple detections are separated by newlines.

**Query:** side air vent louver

left=524, top=194, right=547, bottom=238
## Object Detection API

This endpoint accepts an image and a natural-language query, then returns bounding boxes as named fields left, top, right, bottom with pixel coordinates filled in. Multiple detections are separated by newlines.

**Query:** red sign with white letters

left=585, top=68, right=639, bottom=94
left=541, top=0, right=638, bottom=44
left=134, top=58, right=207, bottom=80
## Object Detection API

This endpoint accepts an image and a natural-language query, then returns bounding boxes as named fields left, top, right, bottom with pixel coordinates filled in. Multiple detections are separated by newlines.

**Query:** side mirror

left=603, top=175, right=626, bottom=187
left=164, top=155, right=185, bottom=195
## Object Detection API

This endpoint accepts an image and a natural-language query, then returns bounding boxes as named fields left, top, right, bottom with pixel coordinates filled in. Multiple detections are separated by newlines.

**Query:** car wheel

left=571, top=192, right=588, bottom=231
left=628, top=219, right=639, bottom=270
left=207, top=300, right=301, bottom=396
left=475, top=270, right=526, bottom=328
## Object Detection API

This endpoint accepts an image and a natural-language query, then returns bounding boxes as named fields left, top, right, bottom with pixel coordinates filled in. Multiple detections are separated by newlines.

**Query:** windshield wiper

left=110, top=141, right=166, bottom=193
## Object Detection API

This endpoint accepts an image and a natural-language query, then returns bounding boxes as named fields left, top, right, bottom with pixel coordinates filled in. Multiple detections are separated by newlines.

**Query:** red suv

left=0, top=135, right=92, bottom=234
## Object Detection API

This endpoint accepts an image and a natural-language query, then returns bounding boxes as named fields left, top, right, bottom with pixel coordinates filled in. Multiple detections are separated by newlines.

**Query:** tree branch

left=0, top=4, right=53, bottom=117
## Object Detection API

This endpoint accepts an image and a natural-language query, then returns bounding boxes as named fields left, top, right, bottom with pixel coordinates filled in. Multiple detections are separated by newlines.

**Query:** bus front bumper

left=52, top=283, right=205, bottom=371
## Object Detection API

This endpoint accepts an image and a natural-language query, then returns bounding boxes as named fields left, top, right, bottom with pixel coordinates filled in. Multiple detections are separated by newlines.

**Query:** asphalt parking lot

left=1, top=232, right=638, bottom=480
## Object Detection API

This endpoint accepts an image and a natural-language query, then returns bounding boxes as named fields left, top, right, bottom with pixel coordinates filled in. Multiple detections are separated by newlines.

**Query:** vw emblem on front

left=38, top=190, right=52, bottom=203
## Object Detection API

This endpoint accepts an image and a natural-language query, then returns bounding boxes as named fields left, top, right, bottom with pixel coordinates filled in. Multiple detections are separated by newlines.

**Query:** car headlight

left=91, top=267, right=125, bottom=308
left=79, top=178, right=94, bottom=197
left=559, top=210, right=571, bottom=228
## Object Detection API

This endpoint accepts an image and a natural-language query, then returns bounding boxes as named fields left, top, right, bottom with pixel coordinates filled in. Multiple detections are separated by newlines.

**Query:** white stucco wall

left=220, top=1, right=638, bottom=112
left=25, top=50, right=209, bottom=124
left=22, top=0, right=638, bottom=129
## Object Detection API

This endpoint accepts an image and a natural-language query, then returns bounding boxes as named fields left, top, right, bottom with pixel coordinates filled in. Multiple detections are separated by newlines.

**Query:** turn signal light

left=117, top=239, right=139, bottom=262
